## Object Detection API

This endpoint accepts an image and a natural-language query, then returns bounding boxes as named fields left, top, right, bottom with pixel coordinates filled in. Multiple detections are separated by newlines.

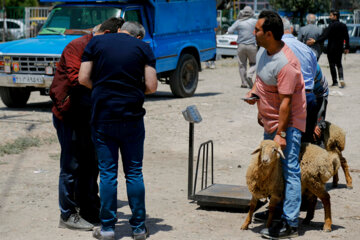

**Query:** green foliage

left=5, top=0, right=39, bottom=7
left=269, top=0, right=332, bottom=26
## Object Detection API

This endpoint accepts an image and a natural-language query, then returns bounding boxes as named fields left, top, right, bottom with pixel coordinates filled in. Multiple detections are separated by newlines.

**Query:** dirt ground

left=1, top=53, right=360, bottom=240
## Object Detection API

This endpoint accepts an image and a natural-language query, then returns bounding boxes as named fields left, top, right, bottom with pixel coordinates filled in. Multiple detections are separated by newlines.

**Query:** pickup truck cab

left=0, top=0, right=217, bottom=107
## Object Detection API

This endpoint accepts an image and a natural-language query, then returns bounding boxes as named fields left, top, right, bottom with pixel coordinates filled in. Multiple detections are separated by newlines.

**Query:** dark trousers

left=302, top=92, right=318, bottom=143
left=92, top=119, right=146, bottom=232
left=53, top=114, right=100, bottom=221
left=327, top=52, right=344, bottom=84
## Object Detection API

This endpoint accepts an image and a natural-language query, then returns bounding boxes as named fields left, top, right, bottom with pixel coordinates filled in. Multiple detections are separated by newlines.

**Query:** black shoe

left=261, top=219, right=298, bottom=239
left=254, top=210, right=282, bottom=223
left=132, top=227, right=149, bottom=240
left=331, top=82, right=338, bottom=87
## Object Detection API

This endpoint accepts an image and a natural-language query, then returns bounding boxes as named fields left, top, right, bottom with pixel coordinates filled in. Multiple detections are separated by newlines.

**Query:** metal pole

left=188, top=122, right=194, bottom=200
left=254, top=0, right=257, bottom=12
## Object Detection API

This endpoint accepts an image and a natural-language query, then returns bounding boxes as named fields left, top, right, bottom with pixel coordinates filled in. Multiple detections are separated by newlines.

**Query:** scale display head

left=182, top=105, right=202, bottom=123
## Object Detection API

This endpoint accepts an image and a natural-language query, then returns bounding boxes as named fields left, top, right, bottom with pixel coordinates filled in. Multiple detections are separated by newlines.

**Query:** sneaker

left=240, top=84, right=248, bottom=88
left=59, top=213, right=94, bottom=231
left=339, top=79, right=345, bottom=88
left=132, top=227, right=149, bottom=240
left=261, top=219, right=298, bottom=239
left=92, top=227, right=115, bottom=240
left=253, top=210, right=282, bottom=223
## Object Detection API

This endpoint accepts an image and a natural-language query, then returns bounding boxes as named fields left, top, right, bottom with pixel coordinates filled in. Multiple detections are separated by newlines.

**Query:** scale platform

left=193, top=183, right=252, bottom=209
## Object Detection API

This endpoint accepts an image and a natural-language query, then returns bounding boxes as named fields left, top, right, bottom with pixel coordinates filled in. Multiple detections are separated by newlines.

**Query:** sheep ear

left=251, top=148, right=261, bottom=155
left=275, top=147, right=285, bottom=159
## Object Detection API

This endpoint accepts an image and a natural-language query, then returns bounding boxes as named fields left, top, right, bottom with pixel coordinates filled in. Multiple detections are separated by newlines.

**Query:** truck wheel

left=170, top=54, right=199, bottom=97
left=0, top=87, right=31, bottom=108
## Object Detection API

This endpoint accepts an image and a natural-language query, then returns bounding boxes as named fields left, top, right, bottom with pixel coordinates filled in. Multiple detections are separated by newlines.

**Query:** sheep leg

left=302, top=193, right=317, bottom=225
left=314, top=188, right=332, bottom=232
left=266, top=196, right=282, bottom=228
left=340, top=153, right=353, bottom=189
left=332, top=172, right=339, bottom=188
left=241, top=197, right=258, bottom=230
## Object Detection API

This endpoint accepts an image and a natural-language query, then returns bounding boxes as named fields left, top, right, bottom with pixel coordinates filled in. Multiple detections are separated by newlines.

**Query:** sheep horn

left=275, top=147, right=285, bottom=159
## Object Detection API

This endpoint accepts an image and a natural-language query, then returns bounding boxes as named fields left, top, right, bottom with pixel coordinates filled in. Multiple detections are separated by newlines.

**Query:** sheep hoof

left=323, top=227, right=332, bottom=232
left=240, top=224, right=249, bottom=230
left=347, top=185, right=353, bottom=189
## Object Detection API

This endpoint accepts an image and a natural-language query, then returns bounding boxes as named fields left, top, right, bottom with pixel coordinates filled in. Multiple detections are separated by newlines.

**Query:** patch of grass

left=0, top=136, right=41, bottom=156
left=49, top=153, right=60, bottom=161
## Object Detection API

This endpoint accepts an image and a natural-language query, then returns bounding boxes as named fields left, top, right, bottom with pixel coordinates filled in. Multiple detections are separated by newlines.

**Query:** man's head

left=306, top=14, right=316, bottom=24
left=120, top=21, right=146, bottom=39
left=282, top=17, right=293, bottom=34
left=255, top=10, right=283, bottom=47
left=330, top=10, right=340, bottom=21
left=94, top=17, right=124, bottom=35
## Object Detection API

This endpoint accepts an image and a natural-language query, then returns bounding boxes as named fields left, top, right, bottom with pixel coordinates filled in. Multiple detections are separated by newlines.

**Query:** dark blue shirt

left=82, top=33, right=156, bottom=123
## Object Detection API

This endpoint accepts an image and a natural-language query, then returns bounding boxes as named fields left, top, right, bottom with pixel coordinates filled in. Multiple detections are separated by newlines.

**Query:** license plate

left=12, top=75, right=44, bottom=84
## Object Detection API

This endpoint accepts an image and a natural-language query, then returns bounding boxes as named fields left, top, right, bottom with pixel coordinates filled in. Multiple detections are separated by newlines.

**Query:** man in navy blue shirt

left=79, top=21, right=157, bottom=240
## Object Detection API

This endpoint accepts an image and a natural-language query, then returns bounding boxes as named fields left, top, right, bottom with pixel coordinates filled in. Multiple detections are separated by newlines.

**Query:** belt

left=305, top=89, right=313, bottom=93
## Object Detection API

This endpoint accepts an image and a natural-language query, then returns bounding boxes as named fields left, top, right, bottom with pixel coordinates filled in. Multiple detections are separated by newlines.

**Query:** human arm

left=344, top=24, right=350, bottom=53
left=307, top=25, right=330, bottom=46
left=144, top=65, right=157, bottom=94
left=78, top=61, right=93, bottom=89
left=227, top=21, right=238, bottom=34
left=243, top=82, right=258, bottom=105
left=274, top=94, right=292, bottom=150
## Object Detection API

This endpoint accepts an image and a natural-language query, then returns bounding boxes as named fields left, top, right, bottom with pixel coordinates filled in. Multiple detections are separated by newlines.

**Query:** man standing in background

left=307, top=10, right=349, bottom=88
left=227, top=6, right=257, bottom=88
left=298, top=13, right=323, bottom=60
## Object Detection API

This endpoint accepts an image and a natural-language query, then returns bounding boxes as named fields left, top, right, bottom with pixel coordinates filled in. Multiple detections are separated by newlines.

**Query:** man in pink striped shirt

left=244, top=10, right=306, bottom=239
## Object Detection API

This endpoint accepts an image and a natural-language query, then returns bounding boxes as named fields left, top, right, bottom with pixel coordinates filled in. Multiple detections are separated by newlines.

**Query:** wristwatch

left=277, top=131, right=286, bottom=138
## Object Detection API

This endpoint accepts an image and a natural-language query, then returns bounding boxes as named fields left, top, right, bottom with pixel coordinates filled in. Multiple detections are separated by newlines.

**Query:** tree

left=269, top=0, right=332, bottom=26
left=6, top=0, right=38, bottom=7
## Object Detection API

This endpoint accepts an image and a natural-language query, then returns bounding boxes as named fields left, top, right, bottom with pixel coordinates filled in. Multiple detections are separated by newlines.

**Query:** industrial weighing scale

left=182, top=105, right=252, bottom=209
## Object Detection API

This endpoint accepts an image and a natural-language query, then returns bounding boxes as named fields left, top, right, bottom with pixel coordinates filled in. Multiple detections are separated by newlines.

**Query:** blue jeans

left=302, top=92, right=317, bottom=143
left=264, top=127, right=302, bottom=227
left=92, top=119, right=146, bottom=232
left=53, top=114, right=100, bottom=221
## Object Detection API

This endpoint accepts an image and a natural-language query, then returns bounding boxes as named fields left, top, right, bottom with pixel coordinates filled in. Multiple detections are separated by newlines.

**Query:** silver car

left=216, top=32, right=238, bottom=58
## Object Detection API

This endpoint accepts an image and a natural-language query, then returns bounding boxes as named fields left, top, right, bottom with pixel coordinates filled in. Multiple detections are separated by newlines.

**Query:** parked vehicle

left=0, top=0, right=217, bottom=107
left=216, top=32, right=238, bottom=58
left=323, top=24, right=360, bottom=53
left=0, top=18, right=26, bottom=41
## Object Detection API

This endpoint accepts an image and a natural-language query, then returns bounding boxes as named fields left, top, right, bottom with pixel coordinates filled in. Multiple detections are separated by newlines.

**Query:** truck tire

left=0, top=87, right=31, bottom=108
left=170, top=54, right=199, bottom=98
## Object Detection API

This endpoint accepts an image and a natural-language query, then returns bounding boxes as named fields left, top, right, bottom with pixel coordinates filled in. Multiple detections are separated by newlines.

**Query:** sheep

left=241, top=140, right=340, bottom=232
left=323, top=121, right=353, bottom=189
left=240, top=140, right=285, bottom=230
left=299, top=142, right=340, bottom=232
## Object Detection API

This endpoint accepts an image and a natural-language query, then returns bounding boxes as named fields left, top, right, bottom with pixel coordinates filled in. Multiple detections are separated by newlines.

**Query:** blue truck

left=0, top=0, right=217, bottom=107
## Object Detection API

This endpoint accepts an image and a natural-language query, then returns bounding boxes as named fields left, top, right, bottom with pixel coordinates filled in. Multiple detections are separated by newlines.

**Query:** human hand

left=274, top=134, right=286, bottom=150
left=242, top=91, right=259, bottom=105
left=306, top=38, right=315, bottom=46
left=313, top=125, right=321, bottom=141
left=344, top=49, right=349, bottom=54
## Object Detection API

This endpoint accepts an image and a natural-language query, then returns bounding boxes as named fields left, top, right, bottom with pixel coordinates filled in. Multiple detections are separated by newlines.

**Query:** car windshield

left=39, top=6, right=121, bottom=35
